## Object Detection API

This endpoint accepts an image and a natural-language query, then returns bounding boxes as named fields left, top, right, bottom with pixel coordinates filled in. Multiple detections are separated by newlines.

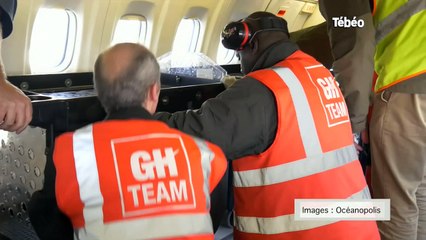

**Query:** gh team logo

left=306, top=65, right=349, bottom=127
left=111, top=134, right=195, bottom=217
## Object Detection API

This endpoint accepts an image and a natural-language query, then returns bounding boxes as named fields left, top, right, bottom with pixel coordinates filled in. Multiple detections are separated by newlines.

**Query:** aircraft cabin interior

left=0, top=0, right=334, bottom=239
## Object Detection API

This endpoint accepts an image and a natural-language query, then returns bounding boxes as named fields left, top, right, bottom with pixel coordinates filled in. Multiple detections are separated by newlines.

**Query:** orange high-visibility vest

left=54, top=120, right=227, bottom=240
left=232, top=50, right=380, bottom=240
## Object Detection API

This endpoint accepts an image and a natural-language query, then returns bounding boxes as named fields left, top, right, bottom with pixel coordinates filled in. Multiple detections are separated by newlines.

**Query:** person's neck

left=105, top=106, right=153, bottom=120
left=250, top=39, right=299, bottom=72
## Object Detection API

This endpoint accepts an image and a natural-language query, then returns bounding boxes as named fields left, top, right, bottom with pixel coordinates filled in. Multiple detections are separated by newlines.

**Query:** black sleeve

left=210, top=166, right=228, bottom=232
left=155, top=78, right=277, bottom=160
left=0, top=0, right=17, bottom=38
left=290, top=22, right=333, bottom=69
left=28, top=150, right=74, bottom=240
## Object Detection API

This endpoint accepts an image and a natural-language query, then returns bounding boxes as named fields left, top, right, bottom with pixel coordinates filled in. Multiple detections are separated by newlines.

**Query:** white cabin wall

left=303, top=3, right=325, bottom=28
left=202, top=0, right=234, bottom=58
left=73, top=0, right=110, bottom=73
left=2, top=0, right=328, bottom=75
left=2, top=0, right=42, bottom=75
left=98, top=0, right=167, bottom=55
left=94, top=0, right=271, bottom=68
left=206, top=0, right=271, bottom=60
left=46, top=0, right=109, bottom=73
left=150, top=0, right=185, bottom=57
left=2, top=0, right=109, bottom=74
left=266, top=0, right=324, bottom=32
left=153, top=0, right=213, bottom=57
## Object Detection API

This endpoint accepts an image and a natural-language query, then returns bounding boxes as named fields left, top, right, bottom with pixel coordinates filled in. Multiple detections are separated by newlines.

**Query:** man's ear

left=144, top=82, right=161, bottom=114
left=149, top=82, right=160, bottom=102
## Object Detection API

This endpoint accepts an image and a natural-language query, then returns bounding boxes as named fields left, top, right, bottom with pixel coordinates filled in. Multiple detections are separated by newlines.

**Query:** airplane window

left=216, top=42, right=239, bottom=65
left=112, top=15, right=147, bottom=45
left=29, top=8, right=77, bottom=73
left=172, top=18, right=201, bottom=53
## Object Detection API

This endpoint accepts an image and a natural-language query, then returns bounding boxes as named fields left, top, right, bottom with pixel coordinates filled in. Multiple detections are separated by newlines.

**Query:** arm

left=0, top=70, right=32, bottom=133
left=319, top=0, right=375, bottom=133
left=155, top=78, right=277, bottom=160
left=206, top=142, right=228, bottom=232
left=210, top=168, right=228, bottom=232
left=0, top=3, right=33, bottom=133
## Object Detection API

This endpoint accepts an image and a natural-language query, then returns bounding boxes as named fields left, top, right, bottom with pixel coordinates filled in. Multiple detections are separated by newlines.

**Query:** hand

left=354, top=132, right=363, bottom=155
left=223, top=75, right=239, bottom=88
left=353, top=130, right=369, bottom=155
left=0, top=80, right=32, bottom=133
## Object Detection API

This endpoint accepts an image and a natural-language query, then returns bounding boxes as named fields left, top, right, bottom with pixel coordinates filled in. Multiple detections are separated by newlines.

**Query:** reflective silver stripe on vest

left=73, top=124, right=104, bottom=225
left=376, top=0, right=426, bottom=43
left=233, top=145, right=357, bottom=187
left=76, top=213, right=213, bottom=240
left=234, top=186, right=371, bottom=234
left=72, top=127, right=214, bottom=239
left=193, top=137, right=215, bottom=209
left=273, top=67, right=323, bottom=157
left=233, top=67, right=357, bottom=188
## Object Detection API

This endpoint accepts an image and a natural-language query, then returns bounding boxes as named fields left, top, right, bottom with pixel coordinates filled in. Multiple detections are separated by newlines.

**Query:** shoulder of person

left=0, top=0, right=17, bottom=38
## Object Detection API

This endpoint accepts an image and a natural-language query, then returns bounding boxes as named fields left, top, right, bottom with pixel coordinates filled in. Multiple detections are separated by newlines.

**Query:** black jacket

left=29, top=107, right=227, bottom=240
left=0, top=0, right=17, bottom=38
left=155, top=40, right=299, bottom=160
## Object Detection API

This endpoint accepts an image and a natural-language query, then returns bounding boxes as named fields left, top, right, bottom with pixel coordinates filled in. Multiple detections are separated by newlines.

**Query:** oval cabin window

left=172, top=18, right=201, bottom=53
left=112, top=15, right=148, bottom=45
left=29, top=8, right=77, bottom=73
left=216, top=41, right=239, bottom=65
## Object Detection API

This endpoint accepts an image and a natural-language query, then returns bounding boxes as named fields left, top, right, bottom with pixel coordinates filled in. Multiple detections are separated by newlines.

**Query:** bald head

left=97, top=43, right=141, bottom=82
left=94, top=43, right=160, bottom=114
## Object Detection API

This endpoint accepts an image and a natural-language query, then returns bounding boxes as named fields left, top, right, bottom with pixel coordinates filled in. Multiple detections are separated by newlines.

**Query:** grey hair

left=94, top=45, right=160, bottom=114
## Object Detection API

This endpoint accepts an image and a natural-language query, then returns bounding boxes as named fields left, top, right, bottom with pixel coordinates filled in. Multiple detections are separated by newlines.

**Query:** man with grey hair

left=93, top=43, right=161, bottom=116
left=31, top=43, right=228, bottom=240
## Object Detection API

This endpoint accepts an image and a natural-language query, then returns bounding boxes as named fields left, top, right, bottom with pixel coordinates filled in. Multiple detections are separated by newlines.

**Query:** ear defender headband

left=221, top=16, right=289, bottom=50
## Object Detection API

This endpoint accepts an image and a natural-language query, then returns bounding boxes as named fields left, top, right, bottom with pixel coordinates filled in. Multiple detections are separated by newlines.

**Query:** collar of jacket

left=105, top=106, right=153, bottom=121
left=250, top=39, right=299, bottom=72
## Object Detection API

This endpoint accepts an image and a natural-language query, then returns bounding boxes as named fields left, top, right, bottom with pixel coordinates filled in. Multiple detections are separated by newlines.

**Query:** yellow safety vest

left=373, top=0, right=426, bottom=92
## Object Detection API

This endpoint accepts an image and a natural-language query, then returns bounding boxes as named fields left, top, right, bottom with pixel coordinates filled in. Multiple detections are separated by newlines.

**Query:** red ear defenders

left=221, top=17, right=289, bottom=50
